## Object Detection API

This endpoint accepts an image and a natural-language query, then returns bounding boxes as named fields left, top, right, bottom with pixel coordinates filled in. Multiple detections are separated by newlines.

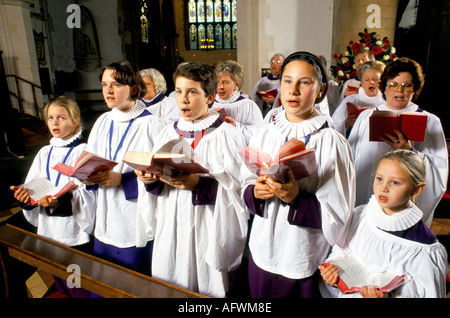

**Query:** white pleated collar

left=366, top=195, right=423, bottom=231
left=376, top=102, right=419, bottom=114
left=358, top=88, right=383, bottom=104
left=215, top=90, right=241, bottom=104
left=110, top=99, right=147, bottom=122
left=50, top=128, right=83, bottom=147
left=273, top=109, right=328, bottom=138
left=177, top=110, right=219, bottom=132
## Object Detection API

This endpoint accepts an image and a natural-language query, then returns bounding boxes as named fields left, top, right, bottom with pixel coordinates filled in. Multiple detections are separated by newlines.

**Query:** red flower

left=350, top=71, right=358, bottom=78
left=391, top=54, right=397, bottom=59
left=384, top=39, right=390, bottom=45
left=333, top=53, right=339, bottom=59
left=344, top=62, right=350, bottom=67
left=336, top=66, right=342, bottom=71
left=371, top=46, right=383, bottom=56
left=352, top=41, right=362, bottom=52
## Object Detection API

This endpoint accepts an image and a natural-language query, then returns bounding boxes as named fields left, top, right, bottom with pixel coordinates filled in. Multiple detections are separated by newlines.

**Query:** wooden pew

left=0, top=224, right=207, bottom=298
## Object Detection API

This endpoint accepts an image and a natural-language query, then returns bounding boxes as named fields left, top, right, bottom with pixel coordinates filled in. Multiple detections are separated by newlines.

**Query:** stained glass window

left=140, top=0, right=149, bottom=43
left=187, top=0, right=237, bottom=50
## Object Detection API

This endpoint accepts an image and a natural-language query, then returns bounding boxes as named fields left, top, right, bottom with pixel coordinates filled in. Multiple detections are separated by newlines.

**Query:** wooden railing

left=0, top=224, right=206, bottom=298
left=5, top=74, right=57, bottom=120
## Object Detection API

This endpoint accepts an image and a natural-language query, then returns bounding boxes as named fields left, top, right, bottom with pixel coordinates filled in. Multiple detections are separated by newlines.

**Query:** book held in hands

left=321, top=254, right=406, bottom=294
left=123, top=137, right=209, bottom=179
left=369, top=110, right=428, bottom=142
left=239, top=138, right=317, bottom=182
left=52, top=151, right=118, bottom=180
left=346, top=102, right=375, bottom=118
left=13, top=177, right=77, bottom=206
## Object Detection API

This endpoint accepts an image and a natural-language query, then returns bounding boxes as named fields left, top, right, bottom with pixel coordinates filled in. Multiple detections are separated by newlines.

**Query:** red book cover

left=369, top=111, right=428, bottom=142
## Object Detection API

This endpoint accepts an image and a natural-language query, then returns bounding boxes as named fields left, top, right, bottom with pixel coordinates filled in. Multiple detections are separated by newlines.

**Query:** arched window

left=140, top=0, right=149, bottom=43
left=187, top=0, right=237, bottom=50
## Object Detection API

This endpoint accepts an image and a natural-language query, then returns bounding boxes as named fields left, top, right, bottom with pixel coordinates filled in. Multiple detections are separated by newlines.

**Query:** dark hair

left=379, top=57, right=425, bottom=100
left=99, top=61, right=147, bottom=100
left=280, top=51, right=328, bottom=103
left=173, top=62, right=218, bottom=97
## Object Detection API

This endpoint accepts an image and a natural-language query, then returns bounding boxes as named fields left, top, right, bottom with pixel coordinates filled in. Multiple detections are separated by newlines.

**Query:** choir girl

left=241, top=51, right=356, bottom=298
left=348, top=57, right=448, bottom=226
left=85, top=61, right=164, bottom=275
left=135, top=62, right=248, bottom=297
left=140, top=68, right=180, bottom=124
left=319, top=150, right=448, bottom=298
left=332, top=60, right=385, bottom=137
left=10, top=96, right=95, bottom=297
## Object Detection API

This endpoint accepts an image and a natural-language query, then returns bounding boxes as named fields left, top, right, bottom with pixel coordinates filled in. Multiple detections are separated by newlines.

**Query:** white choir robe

left=86, top=100, right=165, bottom=248
left=241, top=109, right=356, bottom=280
left=136, top=110, right=249, bottom=298
left=332, top=89, right=385, bottom=136
left=212, top=91, right=263, bottom=143
left=22, top=130, right=96, bottom=247
left=143, top=93, right=180, bottom=124
left=320, top=196, right=448, bottom=298
left=348, top=102, right=448, bottom=226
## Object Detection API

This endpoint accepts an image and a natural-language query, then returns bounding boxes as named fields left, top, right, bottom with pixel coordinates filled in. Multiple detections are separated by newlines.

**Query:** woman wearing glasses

left=348, top=57, right=448, bottom=227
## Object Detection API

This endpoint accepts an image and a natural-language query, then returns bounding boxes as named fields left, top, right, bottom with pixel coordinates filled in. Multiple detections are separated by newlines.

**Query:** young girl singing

left=241, top=51, right=356, bottom=298
left=319, top=150, right=448, bottom=298
left=85, top=61, right=164, bottom=275
left=10, top=96, right=96, bottom=297
left=135, top=62, right=248, bottom=297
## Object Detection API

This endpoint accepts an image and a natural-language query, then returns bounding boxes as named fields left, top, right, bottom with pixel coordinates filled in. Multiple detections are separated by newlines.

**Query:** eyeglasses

left=387, top=81, right=414, bottom=92
left=271, top=60, right=282, bottom=64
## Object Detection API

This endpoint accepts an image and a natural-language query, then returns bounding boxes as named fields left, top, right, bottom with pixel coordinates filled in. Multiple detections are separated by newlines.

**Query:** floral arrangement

left=330, top=28, right=397, bottom=87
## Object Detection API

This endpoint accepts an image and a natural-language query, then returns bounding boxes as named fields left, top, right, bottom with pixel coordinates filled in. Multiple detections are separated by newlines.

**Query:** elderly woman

left=140, top=68, right=179, bottom=124
left=213, top=60, right=263, bottom=142
left=348, top=57, right=448, bottom=226
left=332, top=61, right=386, bottom=137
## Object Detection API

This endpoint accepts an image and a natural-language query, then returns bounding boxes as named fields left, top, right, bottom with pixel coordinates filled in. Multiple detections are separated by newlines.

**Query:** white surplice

left=86, top=100, right=164, bottom=248
left=242, top=109, right=356, bottom=279
left=320, top=196, right=448, bottom=298
left=136, top=110, right=249, bottom=298
left=332, top=88, right=385, bottom=136
left=348, top=102, right=448, bottom=226
left=22, top=129, right=96, bottom=246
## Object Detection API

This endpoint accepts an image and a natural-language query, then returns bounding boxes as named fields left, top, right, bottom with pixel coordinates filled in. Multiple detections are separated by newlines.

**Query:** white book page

left=330, top=255, right=370, bottom=288
left=25, top=178, right=56, bottom=200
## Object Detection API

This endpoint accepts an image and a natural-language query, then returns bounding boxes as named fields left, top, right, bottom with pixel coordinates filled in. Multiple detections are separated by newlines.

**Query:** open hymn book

left=14, top=177, right=77, bottom=206
left=123, top=137, right=209, bottom=180
left=53, top=151, right=118, bottom=180
left=321, top=255, right=406, bottom=294
left=239, top=138, right=317, bottom=182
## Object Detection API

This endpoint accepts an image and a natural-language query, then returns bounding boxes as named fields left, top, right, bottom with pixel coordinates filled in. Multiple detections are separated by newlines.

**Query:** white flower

left=343, top=51, right=349, bottom=57
left=376, top=41, right=382, bottom=46
left=338, top=70, right=344, bottom=77
left=391, top=47, right=396, bottom=54
left=342, top=57, right=349, bottom=64
left=383, top=55, right=390, bottom=61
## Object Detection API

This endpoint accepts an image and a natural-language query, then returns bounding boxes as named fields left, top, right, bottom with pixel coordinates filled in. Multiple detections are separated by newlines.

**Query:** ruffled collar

left=366, top=195, right=423, bottom=231
left=358, top=88, right=383, bottom=104
left=215, top=90, right=241, bottom=104
left=177, top=110, right=219, bottom=132
left=110, top=99, right=147, bottom=122
left=273, top=109, right=328, bottom=138
left=377, top=102, right=418, bottom=114
left=50, top=128, right=83, bottom=147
